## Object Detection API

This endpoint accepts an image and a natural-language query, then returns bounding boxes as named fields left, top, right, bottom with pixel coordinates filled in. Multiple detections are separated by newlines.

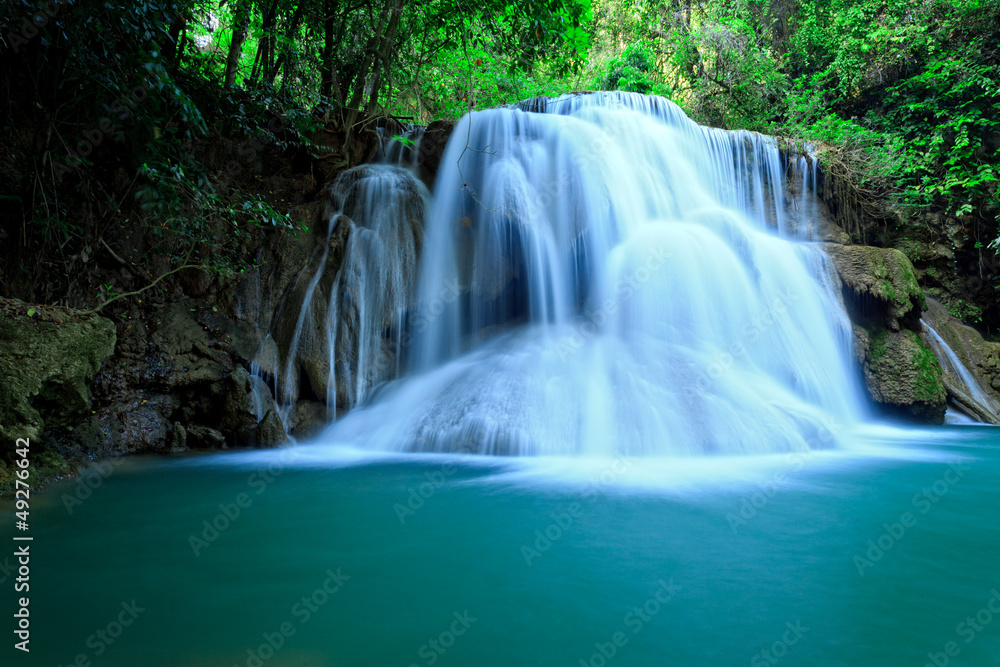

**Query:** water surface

left=4, top=424, right=999, bottom=666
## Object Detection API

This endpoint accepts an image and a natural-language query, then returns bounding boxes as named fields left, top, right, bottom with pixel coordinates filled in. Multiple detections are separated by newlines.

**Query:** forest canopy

left=1, top=0, right=999, bottom=298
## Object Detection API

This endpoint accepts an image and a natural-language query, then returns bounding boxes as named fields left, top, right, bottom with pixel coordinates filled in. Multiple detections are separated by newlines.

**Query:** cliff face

left=0, top=299, right=115, bottom=493
left=809, top=152, right=1000, bottom=424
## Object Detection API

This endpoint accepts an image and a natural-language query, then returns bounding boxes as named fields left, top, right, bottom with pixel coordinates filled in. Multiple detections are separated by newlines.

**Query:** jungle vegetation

left=1, top=0, right=998, bottom=310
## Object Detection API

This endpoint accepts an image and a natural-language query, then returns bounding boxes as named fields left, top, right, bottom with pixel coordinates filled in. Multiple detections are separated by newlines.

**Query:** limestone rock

left=186, top=424, right=227, bottom=449
left=921, top=297, right=1000, bottom=423
left=822, top=245, right=947, bottom=423
left=290, top=400, right=327, bottom=440
left=822, top=244, right=924, bottom=330
left=0, top=298, right=116, bottom=458
left=860, top=329, right=947, bottom=423
left=218, top=366, right=258, bottom=442
left=417, top=120, right=456, bottom=190
left=257, top=409, right=290, bottom=447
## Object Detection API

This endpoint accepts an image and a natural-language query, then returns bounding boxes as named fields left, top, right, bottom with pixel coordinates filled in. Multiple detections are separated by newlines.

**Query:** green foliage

left=580, top=0, right=1000, bottom=244
left=591, top=41, right=667, bottom=95
left=947, top=300, right=984, bottom=325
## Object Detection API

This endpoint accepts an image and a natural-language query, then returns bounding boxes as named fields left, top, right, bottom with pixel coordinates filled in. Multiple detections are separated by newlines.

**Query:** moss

left=881, top=279, right=897, bottom=303
left=823, top=244, right=925, bottom=328
left=0, top=299, right=116, bottom=461
left=870, top=330, right=889, bottom=362
left=910, top=331, right=945, bottom=403
left=0, top=451, right=74, bottom=498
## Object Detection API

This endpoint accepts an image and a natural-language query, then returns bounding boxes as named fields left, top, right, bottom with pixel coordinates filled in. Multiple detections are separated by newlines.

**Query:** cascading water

left=259, top=162, right=426, bottom=433
left=322, top=91, right=867, bottom=456
left=792, top=152, right=820, bottom=239
left=922, top=319, right=1000, bottom=421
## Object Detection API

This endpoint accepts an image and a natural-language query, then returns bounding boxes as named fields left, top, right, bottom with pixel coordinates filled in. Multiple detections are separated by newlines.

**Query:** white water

left=922, top=319, right=999, bottom=419
left=260, top=164, right=426, bottom=432
left=320, top=92, right=867, bottom=456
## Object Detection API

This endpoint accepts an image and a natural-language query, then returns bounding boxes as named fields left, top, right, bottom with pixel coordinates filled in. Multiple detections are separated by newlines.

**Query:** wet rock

left=860, top=328, right=947, bottom=423
left=290, top=400, right=327, bottom=440
left=257, top=409, right=290, bottom=447
left=218, top=367, right=258, bottom=442
left=823, top=245, right=947, bottom=423
left=150, top=301, right=234, bottom=388
left=417, top=120, right=456, bottom=190
left=822, top=244, right=924, bottom=331
left=0, top=298, right=116, bottom=458
left=921, top=297, right=1000, bottom=423
left=186, top=425, right=227, bottom=449
left=172, top=421, right=188, bottom=451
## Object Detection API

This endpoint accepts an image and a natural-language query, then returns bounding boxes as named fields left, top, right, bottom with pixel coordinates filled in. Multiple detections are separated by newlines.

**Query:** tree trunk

left=223, top=0, right=253, bottom=89
left=365, top=0, right=406, bottom=113
left=320, top=0, right=337, bottom=101
left=270, top=0, right=305, bottom=87
left=343, top=0, right=394, bottom=146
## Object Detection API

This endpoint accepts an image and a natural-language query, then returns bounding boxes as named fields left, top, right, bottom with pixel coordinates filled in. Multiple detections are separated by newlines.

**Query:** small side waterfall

left=318, top=91, right=867, bottom=456
left=792, top=153, right=820, bottom=239
left=922, top=319, right=1000, bottom=423
left=254, top=162, right=427, bottom=435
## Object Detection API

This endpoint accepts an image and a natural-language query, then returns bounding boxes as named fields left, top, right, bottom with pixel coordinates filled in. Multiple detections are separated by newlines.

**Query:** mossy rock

left=862, top=326, right=947, bottom=423
left=822, top=244, right=925, bottom=330
left=0, top=298, right=116, bottom=460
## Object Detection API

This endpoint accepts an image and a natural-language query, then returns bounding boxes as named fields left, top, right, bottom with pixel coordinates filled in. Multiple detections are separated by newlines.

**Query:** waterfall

left=260, top=163, right=426, bottom=435
left=922, top=319, right=1000, bottom=422
left=793, top=153, right=820, bottom=239
left=320, top=91, right=866, bottom=456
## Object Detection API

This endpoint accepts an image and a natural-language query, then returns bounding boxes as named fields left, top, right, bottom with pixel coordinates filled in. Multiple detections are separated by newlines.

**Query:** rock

left=186, top=425, right=227, bottom=449
left=860, top=328, right=947, bottom=423
left=417, top=120, right=456, bottom=190
left=290, top=400, right=327, bottom=440
left=256, top=409, right=290, bottom=447
left=0, top=298, right=116, bottom=459
left=172, top=421, right=188, bottom=451
left=218, top=366, right=258, bottom=442
left=150, top=301, right=234, bottom=388
left=822, top=245, right=948, bottom=423
left=822, top=244, right=924, bottom=331
left=782, top=169, right=851, bottom=243
left=268, top=209, right=351, bottom=405
left=921, top=297, right=1000, bottom=423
